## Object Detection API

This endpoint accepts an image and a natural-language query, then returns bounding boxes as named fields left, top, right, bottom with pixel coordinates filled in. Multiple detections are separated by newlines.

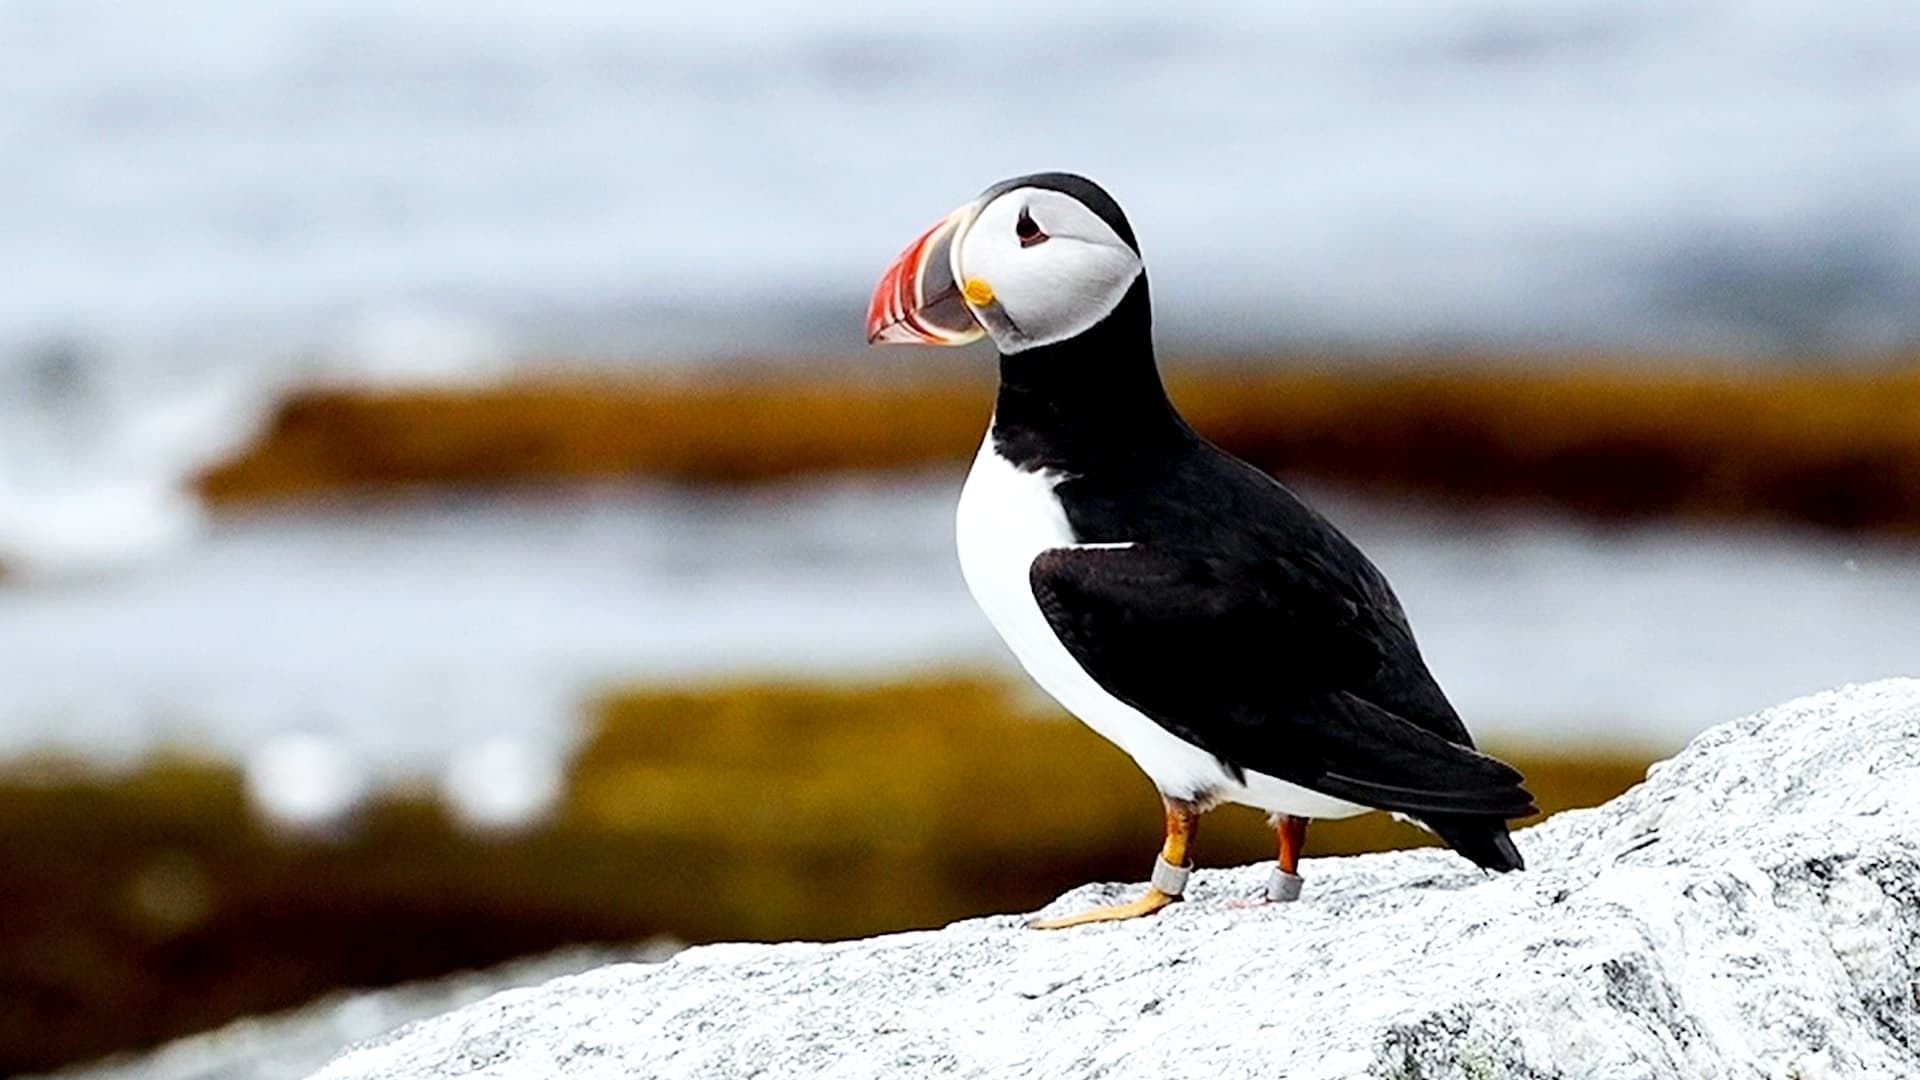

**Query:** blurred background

left=6, top=1, right=1920, bottom=1074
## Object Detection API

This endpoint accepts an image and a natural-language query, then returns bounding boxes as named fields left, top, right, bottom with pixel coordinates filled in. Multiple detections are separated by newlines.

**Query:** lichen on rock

left=314, top=680, right=1920, bottom=1079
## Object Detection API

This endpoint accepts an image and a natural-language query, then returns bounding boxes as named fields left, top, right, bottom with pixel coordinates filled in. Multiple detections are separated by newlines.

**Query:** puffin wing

left=1029, top=544, right=1536, bottom=817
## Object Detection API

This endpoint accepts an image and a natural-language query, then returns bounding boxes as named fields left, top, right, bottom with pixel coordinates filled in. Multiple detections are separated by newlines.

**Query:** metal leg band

left=1266, top=867, right=1303, bottom=903
left=1150, top=854, right=1192, bottom=897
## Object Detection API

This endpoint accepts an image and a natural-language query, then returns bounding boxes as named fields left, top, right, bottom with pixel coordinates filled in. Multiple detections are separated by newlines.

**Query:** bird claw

left=1027, top=887, right=1179, bottom=929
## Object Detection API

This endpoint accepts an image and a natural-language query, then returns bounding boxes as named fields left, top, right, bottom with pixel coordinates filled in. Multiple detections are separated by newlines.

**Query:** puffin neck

left=989, top=276, right=1188, bottom=474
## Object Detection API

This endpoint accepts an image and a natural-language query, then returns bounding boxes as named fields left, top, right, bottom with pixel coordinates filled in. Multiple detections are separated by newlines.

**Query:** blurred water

left=5, top=0, right=1920, bottom=572
left=7, top=1, right=1920, bottom=359
left=2, top=478, right=1915, bottom=825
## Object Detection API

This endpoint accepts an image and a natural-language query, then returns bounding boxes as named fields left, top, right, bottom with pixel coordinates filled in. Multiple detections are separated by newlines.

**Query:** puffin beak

left=866, top=203, right=985, bottom=346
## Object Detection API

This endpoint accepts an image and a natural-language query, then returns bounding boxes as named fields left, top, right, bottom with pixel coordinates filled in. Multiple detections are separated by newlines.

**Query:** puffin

left=865, top=172, right=1536, bottom=928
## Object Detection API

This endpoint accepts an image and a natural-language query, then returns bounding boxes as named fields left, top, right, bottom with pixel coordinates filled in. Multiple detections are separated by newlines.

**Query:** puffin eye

left=1015, top=208, right=1047, bottom=247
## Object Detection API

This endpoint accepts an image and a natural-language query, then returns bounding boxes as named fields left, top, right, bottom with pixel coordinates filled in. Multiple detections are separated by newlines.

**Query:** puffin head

left=866, top=172, right=1144, bottom=355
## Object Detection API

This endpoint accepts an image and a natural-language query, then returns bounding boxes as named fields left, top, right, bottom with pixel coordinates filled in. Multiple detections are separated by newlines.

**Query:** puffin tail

left=1424, top=814, right=1525, bottom=872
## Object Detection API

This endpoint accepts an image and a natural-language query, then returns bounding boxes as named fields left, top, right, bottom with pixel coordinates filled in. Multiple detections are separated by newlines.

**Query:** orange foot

left=1027, top=887, right=1179, bottom=930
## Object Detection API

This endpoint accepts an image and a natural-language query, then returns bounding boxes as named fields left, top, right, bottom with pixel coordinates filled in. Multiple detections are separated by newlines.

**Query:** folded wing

left=1030, top=543, right=1536, bottom=819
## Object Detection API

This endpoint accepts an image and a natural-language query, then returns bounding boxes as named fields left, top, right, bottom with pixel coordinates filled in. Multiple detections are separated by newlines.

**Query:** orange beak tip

left=865, top=206, right=986, bottom=348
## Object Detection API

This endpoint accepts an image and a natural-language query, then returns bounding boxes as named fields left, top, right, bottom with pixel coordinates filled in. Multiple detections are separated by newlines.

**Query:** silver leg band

left=1266, top=866, right=1304, bottom=902
left=1150, top=854, right=1192, bottom=897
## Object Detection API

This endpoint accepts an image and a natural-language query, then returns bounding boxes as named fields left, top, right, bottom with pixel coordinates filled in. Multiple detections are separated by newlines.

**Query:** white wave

left=0, top=308, right=514, bottom=577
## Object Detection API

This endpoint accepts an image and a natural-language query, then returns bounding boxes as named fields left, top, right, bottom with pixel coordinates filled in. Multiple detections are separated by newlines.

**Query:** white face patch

left=952, top=187, right=1144, bottom=354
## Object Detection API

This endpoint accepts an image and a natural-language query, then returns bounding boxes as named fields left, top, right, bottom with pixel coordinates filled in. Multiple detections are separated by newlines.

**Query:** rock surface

left=44, top=946, right=677, bottom=1080
left=315, top=680, right=1920, bottom=1079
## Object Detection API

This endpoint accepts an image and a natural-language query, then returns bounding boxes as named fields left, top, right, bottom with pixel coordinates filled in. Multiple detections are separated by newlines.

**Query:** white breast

left=954, top=434, right=1367, bottom=818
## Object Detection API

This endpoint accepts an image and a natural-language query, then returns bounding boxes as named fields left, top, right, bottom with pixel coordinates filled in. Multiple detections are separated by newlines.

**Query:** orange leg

left=1271, top=814, right=1309, bottom=902
left=1279, top=815, right=1308, bottom=876
left=1029, top=799, right=1198, bottom=929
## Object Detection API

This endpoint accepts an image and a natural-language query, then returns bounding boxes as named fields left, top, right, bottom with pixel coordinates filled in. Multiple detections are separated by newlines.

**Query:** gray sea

left=2, top=478, right=1915, bottom=824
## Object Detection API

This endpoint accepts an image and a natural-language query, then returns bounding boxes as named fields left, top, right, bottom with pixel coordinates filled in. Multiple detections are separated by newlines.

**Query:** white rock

left=50, top=945, right=676, bottom=1080
left=312, top=680, right=1920, bottom=1080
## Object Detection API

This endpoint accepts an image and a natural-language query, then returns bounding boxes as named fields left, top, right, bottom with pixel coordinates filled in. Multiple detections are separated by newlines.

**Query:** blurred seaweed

left=201, top=360, right=1920, bottom=532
